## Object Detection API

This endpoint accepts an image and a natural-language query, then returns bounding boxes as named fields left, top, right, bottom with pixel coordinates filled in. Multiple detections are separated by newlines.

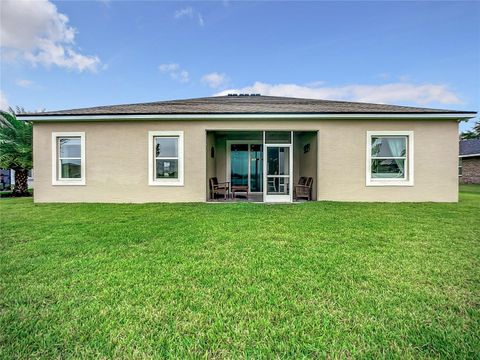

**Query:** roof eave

left=17, top=112, right=477, bottom=122
left=459, top=153, right=480, bottom=158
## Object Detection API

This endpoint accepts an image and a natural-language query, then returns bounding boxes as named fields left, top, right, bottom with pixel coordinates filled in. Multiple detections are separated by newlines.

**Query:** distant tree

left=460, top=119, right=480, bottom=140
left=460, top=130, right=479, bottom=140
left=0, top=109, right=33, bottom=196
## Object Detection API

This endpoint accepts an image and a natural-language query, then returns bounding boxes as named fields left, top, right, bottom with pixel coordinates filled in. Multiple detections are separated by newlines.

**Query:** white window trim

left=51, top=132, right=86, bottom=186
left=366, top=131, right=414, bottom=187
left=148, top=131, right=184, bottom=186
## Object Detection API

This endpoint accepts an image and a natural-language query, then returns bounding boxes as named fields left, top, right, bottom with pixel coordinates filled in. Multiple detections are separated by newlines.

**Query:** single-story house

left=18, top=95, right=476, bottom=203
left=459, top=139, right=480, bottom=184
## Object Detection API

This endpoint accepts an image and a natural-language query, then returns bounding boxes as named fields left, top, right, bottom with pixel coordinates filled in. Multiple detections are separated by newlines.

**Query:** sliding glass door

left=228, top=142, right=263, bottom=193
left=226, top=132, right=293, bottom=202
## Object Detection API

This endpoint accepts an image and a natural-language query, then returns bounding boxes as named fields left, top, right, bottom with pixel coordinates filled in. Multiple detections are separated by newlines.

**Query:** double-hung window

left=366, top=131, right=414, bottom=186
left=52, top=132, right=85, bottom=185
left=148, top=131, right=184, bottom=186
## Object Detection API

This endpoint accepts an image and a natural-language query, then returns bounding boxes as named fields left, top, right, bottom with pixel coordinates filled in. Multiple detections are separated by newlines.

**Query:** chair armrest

left=217, top=182, right=230, bottom=189
left=295, top=185, right=311, bottom=189
left=213, top=182, right=229, bottom=190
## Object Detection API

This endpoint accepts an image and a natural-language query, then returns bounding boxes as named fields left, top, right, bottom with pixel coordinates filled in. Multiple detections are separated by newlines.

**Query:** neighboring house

left=459, top=139, right=480, bottom=184
left=0, top=169, right=11, bottom=191
left=0, top=169, right=33, bottom=191
left=17, top=95, right=476, bottom=203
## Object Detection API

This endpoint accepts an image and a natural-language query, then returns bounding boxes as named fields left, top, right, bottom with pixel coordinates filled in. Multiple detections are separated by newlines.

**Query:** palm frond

left=0, top=110, right=33, bottom=169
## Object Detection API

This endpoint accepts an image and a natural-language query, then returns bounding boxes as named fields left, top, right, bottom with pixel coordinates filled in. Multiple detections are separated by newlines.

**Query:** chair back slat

left=306, top=177, right=313, bottom=187
left=209, top=177, right=218, bottom=190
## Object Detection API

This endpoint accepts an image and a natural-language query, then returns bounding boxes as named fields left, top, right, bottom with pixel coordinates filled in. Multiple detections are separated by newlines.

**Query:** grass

left=460, top=184, right=480, bottom=195
left=1, top=186, right=479, bottom=358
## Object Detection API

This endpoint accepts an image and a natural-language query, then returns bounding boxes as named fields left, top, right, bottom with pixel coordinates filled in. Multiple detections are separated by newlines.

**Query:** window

left=459, top=158, right=463, bottom=177
left=366, top=131, right=414, bottom=186
left=52, top=132, right=85, bottom=185
left=148, top=131, right=184, bottom=186
left=265, top=131, right=292, bottom=144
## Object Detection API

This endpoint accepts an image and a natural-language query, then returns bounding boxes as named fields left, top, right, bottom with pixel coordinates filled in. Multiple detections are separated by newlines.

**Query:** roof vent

left=227, top=93, right=261, bottom=97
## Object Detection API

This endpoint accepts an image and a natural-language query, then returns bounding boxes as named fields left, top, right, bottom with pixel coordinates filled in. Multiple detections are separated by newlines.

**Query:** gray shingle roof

left=19, top=95, right=476, bottom=116
left=460, top=139, right=480, bottom=156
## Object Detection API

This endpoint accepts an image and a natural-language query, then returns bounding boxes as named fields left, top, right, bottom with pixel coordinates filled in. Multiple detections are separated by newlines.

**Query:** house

left=459, top=139, right=480, bottom=184
left=0, top=169, right=34, bottom=191
left=17, top=95, right=476, bottom=203
left=0, top=169, right=11, bottom=191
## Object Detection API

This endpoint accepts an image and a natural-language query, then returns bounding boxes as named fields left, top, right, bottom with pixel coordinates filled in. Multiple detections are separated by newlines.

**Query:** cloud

left=215, top=81, right=462, bottom=106
left=0, top=91, right=9, bottom=111
left=177, top=70, right=190, bottom=83
left=202, top=72, right=228, bottom=88
left=15, top=79, right=34, bottom=88
left=158, top=63, right=179, bottom=72
left=174, top=7, right=194, bottom=19
left=198, top=14, right=205, bottom=27
left=0, top=0, right=101, bottom=72
left=158, top=63, right=190, bottom=83
left=174, top=7, right=204, bottom=26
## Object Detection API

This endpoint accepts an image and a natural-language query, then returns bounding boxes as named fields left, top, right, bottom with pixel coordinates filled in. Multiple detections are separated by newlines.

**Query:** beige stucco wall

left=33, top=119, right=459, bottom=203
left=206, top=131, right=216, bottom=196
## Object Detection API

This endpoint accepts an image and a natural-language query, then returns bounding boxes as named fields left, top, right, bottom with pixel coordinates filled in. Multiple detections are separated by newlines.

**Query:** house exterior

left=18, top=95, right=476, bottom=203
left=459, top=139, right=480, bottom=184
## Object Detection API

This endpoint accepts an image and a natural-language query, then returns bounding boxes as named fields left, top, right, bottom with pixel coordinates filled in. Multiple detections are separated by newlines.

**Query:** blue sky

left=1, top=0, right=479, bottom=130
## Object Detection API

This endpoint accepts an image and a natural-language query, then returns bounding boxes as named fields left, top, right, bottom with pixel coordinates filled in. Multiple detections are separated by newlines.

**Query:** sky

left=0, top=0, right=479, bottom=131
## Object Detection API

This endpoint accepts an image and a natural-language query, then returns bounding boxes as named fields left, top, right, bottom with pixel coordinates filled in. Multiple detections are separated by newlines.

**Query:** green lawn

left=1, top=187, right=479, bottom=358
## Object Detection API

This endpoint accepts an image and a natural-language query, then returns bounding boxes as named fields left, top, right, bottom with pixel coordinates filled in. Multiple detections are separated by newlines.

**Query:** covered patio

left=206, top=130, right=317, bottom=203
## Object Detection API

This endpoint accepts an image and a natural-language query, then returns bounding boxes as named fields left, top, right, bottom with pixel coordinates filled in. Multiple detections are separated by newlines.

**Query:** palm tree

left=474, top=119, right=480, bottom=135
left=0, top=109, right=33, bottom=196
left=460, top=119, right=480, bottom=140
left=460, top=130, right=479, bottom=140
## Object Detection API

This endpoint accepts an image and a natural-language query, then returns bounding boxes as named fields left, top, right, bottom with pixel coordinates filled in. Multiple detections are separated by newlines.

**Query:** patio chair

left=292, top=177, right=306, bottom=198
left=209, top=177, right=230, bottom=200
left=294, top=177, right=313, bottom=201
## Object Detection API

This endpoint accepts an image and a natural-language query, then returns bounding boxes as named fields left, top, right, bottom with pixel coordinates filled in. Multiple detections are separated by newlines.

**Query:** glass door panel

left=250, top=144, right=263, bottom=192
left=267, top=147, right=289, bottom=176
left=231, top=144, right=248, bottom=186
